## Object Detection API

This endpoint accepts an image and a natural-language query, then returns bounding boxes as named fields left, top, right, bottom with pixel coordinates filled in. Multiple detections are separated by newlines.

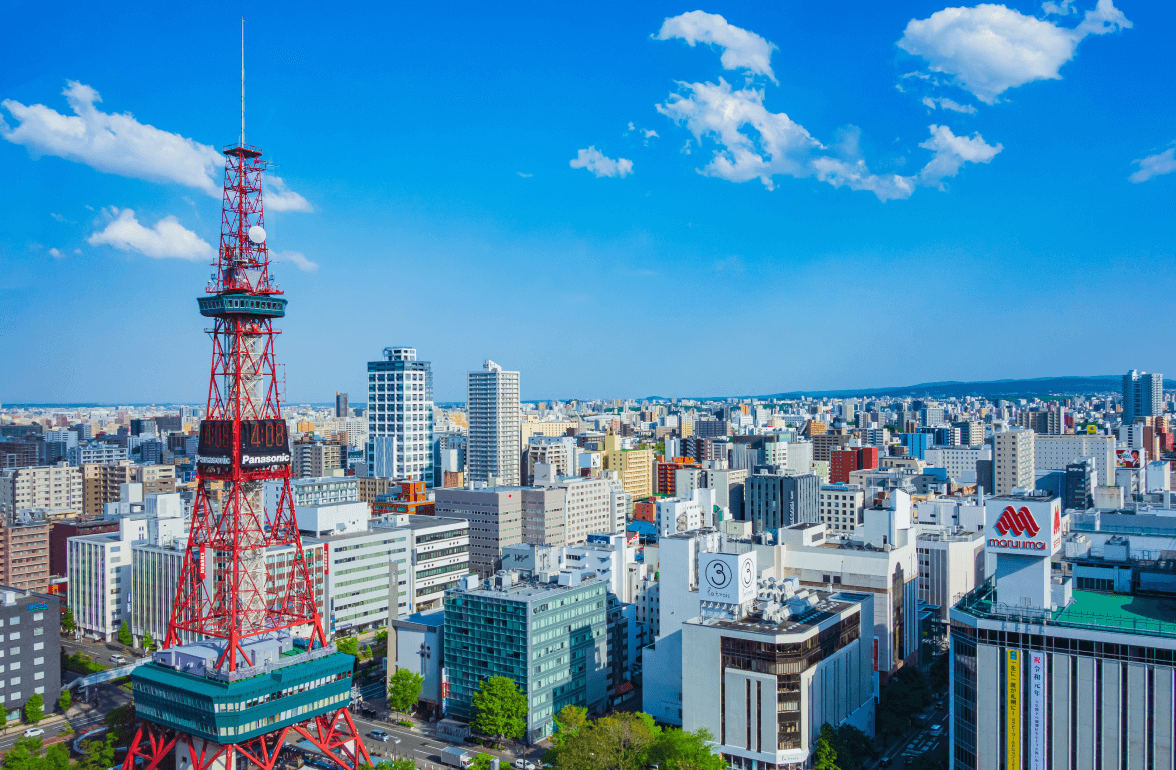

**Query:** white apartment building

left=375, top=515, right=471, bottom=613
left=294, top=499, right=369, bottom=538
left=131, top=539, right=326, bottom=647
left=818, top=483, right=864, bottom=533
left=785, top=441, right=813, bottom=474
left=1033, top=433, right=1115, bottom=490
left=317, top=528, right=411, bottom=635
left=915, top=525, right=986, bottom=622
left=923, top=445, right=989, bottom=483
left=367, top=347, right=434, bottom=484
left=525, top=435, right=578, bottom=484
left=656, top=488, right=717, bottom=538
left=68, top=532, right=131, bottom=642
left=993, top=428, right=1035, bottom=494
left=0, top=466, right=83, bottom=516
left=67, top=441, right=129, bottom=466
left=265, top=475, right=359, bottom=513
left=467, top=360, right=521, bottom=487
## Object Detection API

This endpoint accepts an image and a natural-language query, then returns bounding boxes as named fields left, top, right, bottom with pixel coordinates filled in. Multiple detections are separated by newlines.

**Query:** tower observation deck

left=120, top=29, right=370, bottom=770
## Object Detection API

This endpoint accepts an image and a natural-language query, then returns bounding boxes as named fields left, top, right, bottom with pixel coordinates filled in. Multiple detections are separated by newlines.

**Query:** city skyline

left=3, top=1, right=1173, bottom=404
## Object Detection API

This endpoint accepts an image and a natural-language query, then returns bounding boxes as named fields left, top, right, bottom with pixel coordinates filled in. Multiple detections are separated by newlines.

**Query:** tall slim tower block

left=467, top=360, right=520, bottom=487
left=366, top=347, right=434, bottom=483
left=121, top=87, right=369, bottom=770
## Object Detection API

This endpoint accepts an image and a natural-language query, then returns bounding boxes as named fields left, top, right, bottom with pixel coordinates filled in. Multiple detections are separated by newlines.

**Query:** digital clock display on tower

left=196, top=418, right=291, bottom=472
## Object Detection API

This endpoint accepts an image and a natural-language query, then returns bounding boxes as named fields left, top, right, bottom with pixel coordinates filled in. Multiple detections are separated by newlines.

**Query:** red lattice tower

left=119, top=27, right=371, bottom=770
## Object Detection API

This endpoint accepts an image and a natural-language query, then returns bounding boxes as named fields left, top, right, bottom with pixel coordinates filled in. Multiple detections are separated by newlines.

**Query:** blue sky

left=1, top=0, right=1172, bottom=404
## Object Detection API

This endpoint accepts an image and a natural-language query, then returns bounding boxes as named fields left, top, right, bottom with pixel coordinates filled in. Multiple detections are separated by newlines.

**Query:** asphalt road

left=343, top=715, right=544, bottom=770
left=0, top=722, right=72, bottom=752
left=873, top=699, right=950, bottom=768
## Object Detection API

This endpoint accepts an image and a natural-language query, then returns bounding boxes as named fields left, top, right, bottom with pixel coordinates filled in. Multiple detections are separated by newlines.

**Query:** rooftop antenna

left=240, top=17, right=245, bottom=147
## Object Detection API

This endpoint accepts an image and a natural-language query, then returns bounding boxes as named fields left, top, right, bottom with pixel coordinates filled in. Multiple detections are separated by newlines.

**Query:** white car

left=514, top=761, right=536, bottom=770
left=23, top=728, right=44, bottom=738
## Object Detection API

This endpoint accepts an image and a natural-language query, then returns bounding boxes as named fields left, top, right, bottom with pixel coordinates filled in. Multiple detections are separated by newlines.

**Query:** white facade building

left=993, top=429, right=1035, bottom=494
left=467, top=360, right=521, bottom=487
left=0, top=466, right=83, bottom=516
left=923, top=445, right=989, bottom=483
left=1033, top=434, right=1115, bottom=491
left=655, top=488, right=717, bottom=538
left=915, top=525, right=986, bottom=622
left=367, top=347, right=434, bottom=484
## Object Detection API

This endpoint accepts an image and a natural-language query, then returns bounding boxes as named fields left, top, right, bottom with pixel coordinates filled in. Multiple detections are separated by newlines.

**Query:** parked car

left=514, top=761, right=536, bottom=770
left=369, top=730, right=390, bottom=742
left=24, top=728, right=45, bottom=738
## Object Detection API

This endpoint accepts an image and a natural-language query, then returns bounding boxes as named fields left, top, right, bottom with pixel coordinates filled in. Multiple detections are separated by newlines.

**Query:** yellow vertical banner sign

left=1007, top=649, right=1022, bottom=770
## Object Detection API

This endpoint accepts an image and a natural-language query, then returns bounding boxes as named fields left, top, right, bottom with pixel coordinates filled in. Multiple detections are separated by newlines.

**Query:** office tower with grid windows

left=467, top=360, right=520, bottom=487
left=1122, top=369, right=1163, bottom=423
left=366, top=348, right=435, bottom=485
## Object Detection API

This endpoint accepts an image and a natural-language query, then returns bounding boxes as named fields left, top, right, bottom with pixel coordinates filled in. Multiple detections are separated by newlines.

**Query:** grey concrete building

left=433, top=487, right=524, bottom=576
left=0, top=587, right=61, bottom=721
left=743, top=472, right=818, bottom=533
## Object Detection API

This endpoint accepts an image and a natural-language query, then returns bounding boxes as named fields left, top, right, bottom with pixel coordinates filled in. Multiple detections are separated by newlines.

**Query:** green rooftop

left=957, top=584, right=1176, bottom=640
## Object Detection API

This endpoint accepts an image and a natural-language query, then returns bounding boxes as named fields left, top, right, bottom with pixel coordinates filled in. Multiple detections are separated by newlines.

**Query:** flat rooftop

left=958, top=585, right=1176, bottom=640
left=452, top=574, right=602, bottom=601
left=691, top=590, right=866, bottom=636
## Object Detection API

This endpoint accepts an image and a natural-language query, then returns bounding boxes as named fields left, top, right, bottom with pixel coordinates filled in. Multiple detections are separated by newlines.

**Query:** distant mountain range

left=753, top=375, right=1176, bottom=400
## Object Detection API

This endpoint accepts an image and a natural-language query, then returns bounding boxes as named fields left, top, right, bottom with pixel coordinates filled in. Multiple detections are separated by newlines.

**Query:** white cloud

left=517, top=171, right=533, bottom=178
left=49, top=212, right=66, bottom=222
left=272, top=250, right=319, bottom=272
left=917, top=124, right=1003, bottom=188
left=264, top=175, right=313, bottom=212
left=48, top=248, right=63, bottom=259
left=1130, top=145, right=1176, bottom=184
left=1, top=81, right=314, bottom=210
left=655, top=11, right=779, bottom=84
left=1043, top=0, right=1076, bottom=15
left=922, top=96, right=979, bottom=114
left=898, top=1, right=1131, bottom=104
left=86, top=207, right=214, bottom=260
left=1, top=82, right=225, bottom=195
left=643, top=129, right=659, bottom=139
left=657, top=78, right=1000, bottom=200
left=570, top=147, right=633, bottom=178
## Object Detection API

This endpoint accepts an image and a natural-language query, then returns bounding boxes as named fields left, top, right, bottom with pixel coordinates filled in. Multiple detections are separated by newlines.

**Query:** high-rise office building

left=467, top=360, right=520, bottom=487
left=367, top=347, right=435, bottom=484
left=744, top=472, right=818, bottom=532
left=335, top=391, right=349, bottom=418
left=1122, top=369, right=1163, bottom=423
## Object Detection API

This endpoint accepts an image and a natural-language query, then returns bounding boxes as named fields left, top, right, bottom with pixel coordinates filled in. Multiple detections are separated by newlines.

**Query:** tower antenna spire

left=240, top=17, right=245, bottom=147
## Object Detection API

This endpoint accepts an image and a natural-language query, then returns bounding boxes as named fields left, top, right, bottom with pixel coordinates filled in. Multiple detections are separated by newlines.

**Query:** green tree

left=471, top=676, right=528, bottom=747
left=24, top=693, right=43, bottom=724
left=58, top=690, right=72, bottom=712
left=814, top=725, right=840, bottom=770
left=468, top=754, right=494, bottom=770
left=828, top=724, right=875, bottom=770
left=336, top=635, right=359, bottom=656
left=552, top=705, right=588, bottom=746
left=78, top=736, right=117, bottom=770
left=142, top=630, right=157, bottom=652
left=374, top=760, right=415, bottom=770
left=61, top=607, right=77, bottom=634
left=374, top=628, right=389, bottom=648
left=105, top=704, right=136, bottom=744
left=388, top=667, right=424, bottom=716
left=44, top=744, right=71, bottom=770
left=118, top=620, right=132, bottom=647
left=647, top=727, right=724, bottom=770
left=556, top=713, right=660, bottom=770
left=3, top=736, right=43, bottom=770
